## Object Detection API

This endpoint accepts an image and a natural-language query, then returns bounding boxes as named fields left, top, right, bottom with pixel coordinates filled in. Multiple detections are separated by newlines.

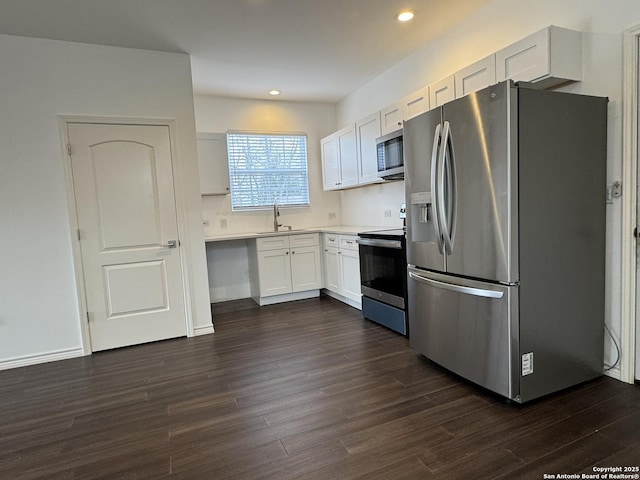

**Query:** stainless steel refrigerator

left=404, top=80, right=607, bottom=403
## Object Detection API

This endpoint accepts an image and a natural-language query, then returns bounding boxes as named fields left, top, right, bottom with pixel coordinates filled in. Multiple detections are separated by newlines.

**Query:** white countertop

left=204, top=225, right=390, bottom=243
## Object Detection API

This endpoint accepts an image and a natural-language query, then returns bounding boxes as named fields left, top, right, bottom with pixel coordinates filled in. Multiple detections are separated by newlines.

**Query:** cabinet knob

left=291, top=251, right=295, bottom=254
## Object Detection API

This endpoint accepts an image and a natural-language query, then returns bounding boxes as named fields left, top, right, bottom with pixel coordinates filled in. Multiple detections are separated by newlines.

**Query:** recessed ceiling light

left=397, top=10, right=415, bottom=22
left=269, top=89, right=281, bottom=96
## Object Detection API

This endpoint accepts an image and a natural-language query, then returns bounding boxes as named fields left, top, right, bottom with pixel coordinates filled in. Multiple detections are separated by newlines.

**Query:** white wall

left=0, top=35, right=211, bottom=367
left=336, top=0, right=640, bottom=380
left=194, top=95, right=340, bottom=301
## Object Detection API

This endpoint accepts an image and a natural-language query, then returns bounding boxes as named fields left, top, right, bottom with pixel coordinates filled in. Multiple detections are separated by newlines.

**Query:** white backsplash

left=340, top=180, right=406, bottom=228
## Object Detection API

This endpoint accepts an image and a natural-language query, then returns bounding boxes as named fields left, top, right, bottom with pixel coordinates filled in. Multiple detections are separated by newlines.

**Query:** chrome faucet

left=273, top=201, right=281, bottom=232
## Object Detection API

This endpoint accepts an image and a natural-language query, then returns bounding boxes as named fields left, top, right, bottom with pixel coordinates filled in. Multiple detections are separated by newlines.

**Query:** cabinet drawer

left=289, top=233, right=319, bottom=248
left=324, top=234, right=339, bottom=248
left=339, top=235, right=359, bottom=251
left=256, top=235, right=290, bottom=251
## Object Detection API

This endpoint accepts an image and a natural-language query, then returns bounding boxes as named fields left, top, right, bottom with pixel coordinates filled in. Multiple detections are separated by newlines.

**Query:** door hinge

left=634, top=227, right=638, bottom=239
left=77, top=229, right=81, bottom=241
left=86, top=312, right=90, bottom=323
left=67, top=143, right=72, bottom=156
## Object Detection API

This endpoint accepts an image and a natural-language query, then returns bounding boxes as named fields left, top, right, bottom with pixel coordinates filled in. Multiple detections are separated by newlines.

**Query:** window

left=226, top=132, right=310, bottom=211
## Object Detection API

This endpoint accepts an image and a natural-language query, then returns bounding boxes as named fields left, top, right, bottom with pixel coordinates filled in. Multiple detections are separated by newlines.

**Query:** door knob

left=161, top=240, right=177, bottom=248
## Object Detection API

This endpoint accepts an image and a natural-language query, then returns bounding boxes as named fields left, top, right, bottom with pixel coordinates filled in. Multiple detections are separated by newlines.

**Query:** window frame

left=226, top=130, right=311, bottom=211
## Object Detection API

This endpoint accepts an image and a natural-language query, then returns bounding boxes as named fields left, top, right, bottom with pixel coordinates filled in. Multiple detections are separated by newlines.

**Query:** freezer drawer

left=408, top=267, right=519, bottom=400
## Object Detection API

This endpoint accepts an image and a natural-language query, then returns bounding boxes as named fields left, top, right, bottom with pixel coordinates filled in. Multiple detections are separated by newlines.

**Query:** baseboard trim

left=0, top=347, right=85, bottom=371
left=604, top=366, right=621, bottom=381
left=193, top=324, right=215, bottom=336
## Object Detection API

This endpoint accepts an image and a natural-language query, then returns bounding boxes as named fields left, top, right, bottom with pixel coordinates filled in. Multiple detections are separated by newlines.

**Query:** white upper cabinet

left=496, top=26, right=582, bottom=89
left=196, top=133, right=230, bottom=195
left=429, top=75, right=456, bottom=108
left=337, top=127, right=359, bottom=188
left=321, top=132, right=341, bottom=190
left=380, top=103, right=404, bottom=135
left=321, top=125, right=358, bottom=191
left=355, top=112, right=382, bottom=185
left=402, top=85, right=430, bottom=120
left=455, top=54, right=497, bottom=98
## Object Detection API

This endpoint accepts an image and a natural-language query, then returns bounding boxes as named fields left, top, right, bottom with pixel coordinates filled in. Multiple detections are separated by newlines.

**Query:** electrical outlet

left=220, top=218, right=227, bottom=229
left=384, top=209, right=392, bottom=218
left=328, top=212, right=336, bottom=219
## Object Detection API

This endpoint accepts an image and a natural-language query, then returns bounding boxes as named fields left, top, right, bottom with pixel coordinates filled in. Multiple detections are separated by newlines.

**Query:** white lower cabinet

left=322, top=234, right=362, bottom=309
left=250, top=234, right=321, bottom=305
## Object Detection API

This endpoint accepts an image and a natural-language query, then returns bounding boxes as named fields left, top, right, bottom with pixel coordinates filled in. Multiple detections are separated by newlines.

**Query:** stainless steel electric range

left=357, top=229, right=408, bottom=335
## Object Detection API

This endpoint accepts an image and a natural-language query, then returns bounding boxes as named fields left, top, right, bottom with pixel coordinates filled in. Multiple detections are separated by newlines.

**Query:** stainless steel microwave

left=376, top=129, right=404, bottom=180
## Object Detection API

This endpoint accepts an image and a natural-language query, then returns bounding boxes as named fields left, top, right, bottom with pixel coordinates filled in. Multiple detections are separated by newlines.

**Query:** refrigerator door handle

left=442, top=121, right=457, bottom=254
left=408, top=270, right=504, bottom=299
left=437, top=121, right=450, bottom=254
left=430, top=123, right=444, bottom=254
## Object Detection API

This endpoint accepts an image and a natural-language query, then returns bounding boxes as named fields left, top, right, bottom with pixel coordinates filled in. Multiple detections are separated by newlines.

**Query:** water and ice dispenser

left=410, top=191, right=434, bottom=243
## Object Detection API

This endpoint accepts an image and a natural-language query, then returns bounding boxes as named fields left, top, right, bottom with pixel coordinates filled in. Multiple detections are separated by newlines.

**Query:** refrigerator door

left=408, top=266, right=519, bottom=400
left=404, top=107, right=445, bottom=271
left=441, top=81, right=518, bottom=283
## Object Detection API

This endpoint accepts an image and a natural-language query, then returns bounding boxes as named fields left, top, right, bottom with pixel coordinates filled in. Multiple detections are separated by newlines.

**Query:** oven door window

left=359, top=243, right=406, bottom=299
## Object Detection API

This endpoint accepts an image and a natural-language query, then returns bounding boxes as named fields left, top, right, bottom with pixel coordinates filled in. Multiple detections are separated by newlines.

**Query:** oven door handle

left=356, top=238, right=403, bottom=249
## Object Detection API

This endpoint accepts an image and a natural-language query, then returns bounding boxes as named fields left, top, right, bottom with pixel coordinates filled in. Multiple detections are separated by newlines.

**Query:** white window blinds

left=226, top=132, right=310, bottom=210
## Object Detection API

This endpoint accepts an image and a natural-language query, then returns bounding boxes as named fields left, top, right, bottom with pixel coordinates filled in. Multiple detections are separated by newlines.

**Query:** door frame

left=621, top=24, right=640, bottom=383
left=59, top=115, right=195, bottom=355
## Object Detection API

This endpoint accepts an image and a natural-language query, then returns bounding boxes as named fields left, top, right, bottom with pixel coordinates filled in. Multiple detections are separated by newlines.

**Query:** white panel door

left=340, top=248, right=362, bottom=305
left=338, top=127, right=359, bottom=188
left=323, top=247, right=341, bottom=293
left=380, top=103, right=404, bottom=135
left=321, top=134, right=341, bottom=190
left=356, top=112, right=382, bottom=185
left=454, top=55, right=496, bottom=98
left=68, top=123, right=186, bottom=351
left=196, top=132, right=230, bottom=195
left=257, top=249, right=292, bottom=296
left=429, top=75, right=456, bottom=108
left=290, top=246, right=321, bottom=292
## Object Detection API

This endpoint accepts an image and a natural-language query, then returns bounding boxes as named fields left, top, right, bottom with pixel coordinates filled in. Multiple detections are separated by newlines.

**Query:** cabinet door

left=323, top=246, right=340, bottom=293
left=380, top=103, right=404, bottom=135
left=402, top=85, right=430, bottom=120
left=429, top=75, right=456, bottom=108
left=356, top=112, right=382, bottom=185
left=455, top=55, right=496, bottom=98
left=257, top=248, right=292, bottom=296
left=338, top=126, right=359, bottom=188
left=196, top=133, right=230, bottom=195
left=340, top=248, right=361, bottom=305
left=321, top=134, right=341, bottom=191
left=495, top=26, right=581, bottom=89
left=290, top=246, right=322, bottom=292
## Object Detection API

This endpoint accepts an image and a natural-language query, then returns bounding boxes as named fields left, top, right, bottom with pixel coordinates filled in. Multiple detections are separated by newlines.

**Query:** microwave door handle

left=430, top=123, right=444, bottom=254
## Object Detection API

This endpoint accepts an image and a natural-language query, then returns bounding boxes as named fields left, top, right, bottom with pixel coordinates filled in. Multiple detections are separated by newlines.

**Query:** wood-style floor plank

left=1, top=296, right=638, bottom=479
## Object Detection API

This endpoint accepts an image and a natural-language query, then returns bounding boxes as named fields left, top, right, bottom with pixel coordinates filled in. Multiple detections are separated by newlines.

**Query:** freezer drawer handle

left=408, top=271, right=504, bottom=299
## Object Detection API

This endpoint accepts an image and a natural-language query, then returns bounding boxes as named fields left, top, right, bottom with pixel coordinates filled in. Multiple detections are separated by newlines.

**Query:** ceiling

left=0, top=0, right=493, bottom=102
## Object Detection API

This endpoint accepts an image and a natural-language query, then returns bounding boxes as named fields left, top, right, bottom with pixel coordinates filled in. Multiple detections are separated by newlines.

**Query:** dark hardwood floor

left=1, top=296, right=639, bottom=479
